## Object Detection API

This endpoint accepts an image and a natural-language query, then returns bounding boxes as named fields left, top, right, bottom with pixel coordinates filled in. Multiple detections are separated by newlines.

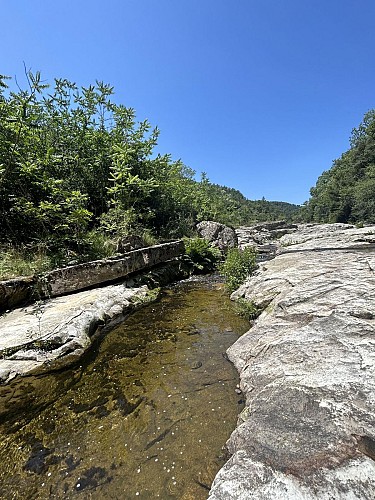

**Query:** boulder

left=209, top=224, right=375, bottom=499
left=38, top=240, right=185, bottom=298
left=0, top=241, right=185, bottom=313
left=0, top=284, right=151, bottom=385
left=196, top=221, right=238, bottom=252
left=0, top=276, right=36, bottom=311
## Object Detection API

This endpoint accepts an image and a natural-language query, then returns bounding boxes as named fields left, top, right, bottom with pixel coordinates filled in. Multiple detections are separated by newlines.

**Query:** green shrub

left=0, top=232, right=116, bottom=280
left=220, top=247, right=257, bottom=293
left=235, top=298, right=262, bottom=321
left=81, top=231, right=117, bottom=260
left=98, top=207, right=158, bottom=248
left=139, top=229, right=158, bottom=247
left=183, top=237, right=221, bottom=273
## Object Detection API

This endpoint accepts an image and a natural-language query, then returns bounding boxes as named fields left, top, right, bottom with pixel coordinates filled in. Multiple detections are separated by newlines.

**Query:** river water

left=0, top=276, right=249, bottom=499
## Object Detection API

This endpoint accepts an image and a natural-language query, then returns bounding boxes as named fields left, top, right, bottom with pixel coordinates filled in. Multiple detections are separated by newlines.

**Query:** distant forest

left=0, top=71, right=299, bottom=258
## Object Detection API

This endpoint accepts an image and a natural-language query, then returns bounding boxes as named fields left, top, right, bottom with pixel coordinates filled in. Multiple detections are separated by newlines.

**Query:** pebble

left=190, top=361, right=203, bottom=369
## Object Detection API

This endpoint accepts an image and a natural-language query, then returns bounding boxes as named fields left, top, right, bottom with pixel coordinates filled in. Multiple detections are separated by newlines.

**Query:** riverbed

left=0, top=276, right=249, bottom=499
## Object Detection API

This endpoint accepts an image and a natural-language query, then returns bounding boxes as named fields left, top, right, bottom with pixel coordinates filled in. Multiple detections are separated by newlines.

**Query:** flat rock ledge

left=0, top=240, right=185, bottom=313
left=209, top=224, right=375, bottom=499
left=0, top=284, right=152, bottom=384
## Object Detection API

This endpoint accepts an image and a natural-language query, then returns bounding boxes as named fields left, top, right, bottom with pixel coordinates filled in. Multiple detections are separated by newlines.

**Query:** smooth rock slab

left=235, top=221, right=298, bottom=257
left=0, top=284, right=151, bottom=384
left=209, top=224, right=375, bottom=499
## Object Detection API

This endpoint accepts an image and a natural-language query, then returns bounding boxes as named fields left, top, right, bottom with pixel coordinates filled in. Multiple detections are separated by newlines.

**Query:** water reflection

left=0, top=277, right=249, bottom=499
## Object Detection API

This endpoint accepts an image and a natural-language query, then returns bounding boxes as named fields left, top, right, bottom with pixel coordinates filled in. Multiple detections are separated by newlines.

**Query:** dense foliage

left=183, top=237, right=221, bottom=273
left=303, top=110, right=375, bottom=224
left=0, top=70, right=300, bottom=261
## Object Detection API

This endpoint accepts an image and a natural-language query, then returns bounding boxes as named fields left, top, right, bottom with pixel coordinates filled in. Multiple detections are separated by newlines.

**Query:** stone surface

left=0, top=284, right=149, bottom=384
left=0, top=276, right=36, bottom=312
left=209, top=223, right=375, bottom=499
left=197, top=221, right=238, bottom=252
left=116, top=234, right=146, bottom=253
left=235, top=221, right=298, bottom=258
left=39, top=240, right=185, bottom=298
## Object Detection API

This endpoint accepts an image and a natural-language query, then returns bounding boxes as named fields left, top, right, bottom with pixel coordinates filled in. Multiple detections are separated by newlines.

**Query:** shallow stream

left=0, top=276, right=249, bottom=499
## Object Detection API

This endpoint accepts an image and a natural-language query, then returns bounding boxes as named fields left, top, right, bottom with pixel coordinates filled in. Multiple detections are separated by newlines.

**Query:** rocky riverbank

left=209, top=223, right=375, bottom=499
left=2, top=222, right=375, bottom=497
left=0, top=257, right=191, bottom=384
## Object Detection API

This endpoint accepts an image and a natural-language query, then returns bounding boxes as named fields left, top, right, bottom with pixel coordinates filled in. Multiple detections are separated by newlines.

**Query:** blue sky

left=2, top=0, right=375, bottom=204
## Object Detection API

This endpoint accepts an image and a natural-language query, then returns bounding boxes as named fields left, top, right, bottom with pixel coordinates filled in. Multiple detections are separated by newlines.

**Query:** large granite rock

left=39, top=240, right=185, bottom=299
left=209, top=224, right=375, bottom=499
left=235, top=221, right=298, bottom=259
left=0, top=276, right=36, bottom=312
left=197, top=221, right=238, bottom=252
left=0, top=284, right=150, bottom=384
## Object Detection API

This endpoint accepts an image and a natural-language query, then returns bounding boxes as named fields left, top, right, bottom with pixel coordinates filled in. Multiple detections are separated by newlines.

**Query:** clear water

left=0, top=277, right=249, bottom=499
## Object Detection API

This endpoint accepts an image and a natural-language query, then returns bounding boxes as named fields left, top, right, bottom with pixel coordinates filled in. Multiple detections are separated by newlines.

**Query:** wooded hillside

left=303, top=110, right=375, bottom=224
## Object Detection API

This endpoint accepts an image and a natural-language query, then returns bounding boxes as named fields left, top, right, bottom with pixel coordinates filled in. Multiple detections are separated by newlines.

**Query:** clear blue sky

left=2, top=0, right=375, bottom=204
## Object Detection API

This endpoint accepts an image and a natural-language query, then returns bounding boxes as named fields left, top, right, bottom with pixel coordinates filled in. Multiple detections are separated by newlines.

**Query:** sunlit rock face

left=209, top=224, right=375, bottom=499
left=235, top=220, right=298, bottom=259
left=196, top=221, right=238, bottom=252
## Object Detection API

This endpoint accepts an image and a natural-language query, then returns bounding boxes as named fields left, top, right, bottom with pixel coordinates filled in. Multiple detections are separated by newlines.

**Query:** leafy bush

left=99, top=207, right=158, bottom=247
left=220, top=247, right=257, bottom=292
left=184, top=237, right=221, bottom=273
left=235, top=298, right=262, bottom=321
left=0, top=232, right=117, bottom=280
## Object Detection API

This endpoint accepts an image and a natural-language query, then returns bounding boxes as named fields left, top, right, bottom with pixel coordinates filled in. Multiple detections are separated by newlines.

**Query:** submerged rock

left=209, top=224, right=375, bottom=499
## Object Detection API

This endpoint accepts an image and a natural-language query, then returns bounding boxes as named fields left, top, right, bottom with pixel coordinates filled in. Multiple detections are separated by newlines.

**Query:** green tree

left=0, top=68, right=302, bottom=260
left=304, top=110, right=375, bottom=224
